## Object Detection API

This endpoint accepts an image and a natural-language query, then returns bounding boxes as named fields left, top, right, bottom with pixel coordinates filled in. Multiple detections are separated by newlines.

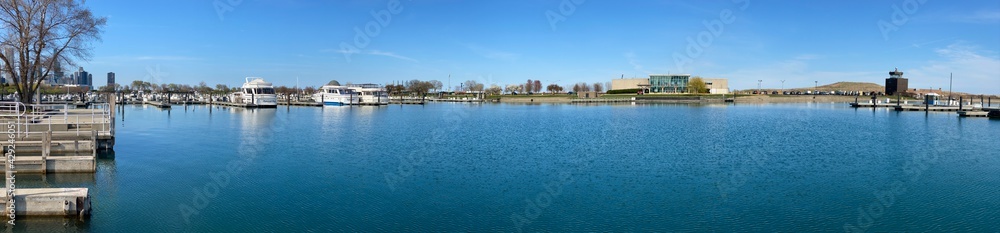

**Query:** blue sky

left=84, top=0, right=1000, bottom=94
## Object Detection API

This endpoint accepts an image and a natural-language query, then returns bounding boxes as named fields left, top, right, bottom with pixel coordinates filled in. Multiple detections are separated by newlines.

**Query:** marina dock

left=849, top=102, right=900, bottom=108
left=958, top=111, right=989, bottom=117
left=0, top=100, right=113, bottom=218
left=1, top=188, right=91, bottom=216
left=146, top=101, right=171, bottom=109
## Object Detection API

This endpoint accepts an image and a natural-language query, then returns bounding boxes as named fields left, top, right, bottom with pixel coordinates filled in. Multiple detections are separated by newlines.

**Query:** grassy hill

left=789, top=82, right=885, bottom=92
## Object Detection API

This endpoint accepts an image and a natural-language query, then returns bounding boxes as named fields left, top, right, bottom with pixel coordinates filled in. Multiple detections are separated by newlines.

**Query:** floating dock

left=146, top=101, right=171, bottom=109
left=279, top=101, right=322, bottom=107
left=958, top=111, right=989, bottom=117
left=213, top=102, right=276, bottom=108
left=850, top=102, right=900, bottom=108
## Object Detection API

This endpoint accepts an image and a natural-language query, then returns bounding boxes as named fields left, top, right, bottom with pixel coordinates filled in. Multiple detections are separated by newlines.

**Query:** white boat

left=347, top=83, right=389, bottom=105
left=313, top=80, right=360, bottom=106
left=230, top=77, right=277, bottom=107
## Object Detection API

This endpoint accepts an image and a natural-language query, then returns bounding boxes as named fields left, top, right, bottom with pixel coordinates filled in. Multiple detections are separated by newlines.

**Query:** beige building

left=703, top=78, right=729, bottom=94
left=611, top=78, right=649, bottom=90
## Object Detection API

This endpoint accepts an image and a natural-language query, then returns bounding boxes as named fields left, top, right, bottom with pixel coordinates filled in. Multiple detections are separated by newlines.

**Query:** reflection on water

left=13, top=103, right=1000, bottom=232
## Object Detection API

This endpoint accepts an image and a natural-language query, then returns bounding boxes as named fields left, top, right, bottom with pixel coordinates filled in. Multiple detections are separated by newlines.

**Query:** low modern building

left=703, top=78, right=730, bottom=94
left=611, top=74, right=727, bottom=94
left=649, top=74, right=690, bottom=93
left=610, top=78, right=649, bottom=91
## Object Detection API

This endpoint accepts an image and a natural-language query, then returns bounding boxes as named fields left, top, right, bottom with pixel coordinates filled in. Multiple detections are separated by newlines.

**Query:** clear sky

left=83, top=0, right=1000, bottom=94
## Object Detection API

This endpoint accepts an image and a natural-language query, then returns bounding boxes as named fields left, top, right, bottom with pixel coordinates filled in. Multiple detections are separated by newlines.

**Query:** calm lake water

left=12, top=103, right=1000, bottom=232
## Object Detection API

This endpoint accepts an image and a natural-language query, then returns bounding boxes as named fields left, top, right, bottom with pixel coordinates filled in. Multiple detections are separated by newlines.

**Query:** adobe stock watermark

left=339, top=0, right=411, bottom=63
left=510, top=170, right=575, bottom=233
left=213, top=0, right=243, bottom=21
left=716, top=151, right=768, bottom=199
left=545, top=0, right=585, bottom=31
left=178, top=112, right=288, bottom=225
left=843, top=146, right=938, bottom=232
left=145, top=65, right=168, bottom=85
left=673, top=0, right=750, bottom=73
left=384, top=102, right=469, bottom=191
left=511, top=128, right=608, bottom=233
left=5, top=121, right=18, bottom=225
left=877, top=0, right=928, bottom=41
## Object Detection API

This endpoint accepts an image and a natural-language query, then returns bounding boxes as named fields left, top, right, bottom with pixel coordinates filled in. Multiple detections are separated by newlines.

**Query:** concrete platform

left=895, top=105, right=964, bottom=112
left=146, top=101, right=171, bottom=109
left=213, top=102, right=277, bottom=108
left=958, top=111, right=989, bottom=117
left=278, top=101, right=322, bottom=107
left=3, top=156, right=96, bottom=173
left=850, top=102, right=900, bottom=108
left=1, top=188, right=91, bottom=216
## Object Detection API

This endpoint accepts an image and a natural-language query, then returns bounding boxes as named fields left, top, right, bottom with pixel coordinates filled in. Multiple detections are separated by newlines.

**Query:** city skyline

left=81, top=1, right=999, bottom=94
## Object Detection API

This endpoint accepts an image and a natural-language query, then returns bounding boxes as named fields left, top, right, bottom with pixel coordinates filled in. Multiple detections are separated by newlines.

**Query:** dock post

left=871, top=94, right=877, bottom=108
left=959, top=96, right=963, bottom=111
left=43, top=131, right=51, bottom=174
left=925, top=99, right=929, bottom=111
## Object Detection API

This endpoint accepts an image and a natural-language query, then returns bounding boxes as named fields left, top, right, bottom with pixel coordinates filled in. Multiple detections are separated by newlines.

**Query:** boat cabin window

left=244, top=88, right=275, bottom=94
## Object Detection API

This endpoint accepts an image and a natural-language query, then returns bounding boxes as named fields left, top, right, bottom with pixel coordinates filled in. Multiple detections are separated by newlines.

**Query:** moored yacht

left=313, top=80, right=361, bottom=106
left=347, top=83, right=389, bottom=105
left=230, top=77, right=278, bottom=107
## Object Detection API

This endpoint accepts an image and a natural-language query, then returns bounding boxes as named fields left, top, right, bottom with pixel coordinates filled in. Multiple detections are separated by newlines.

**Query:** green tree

left=688, top=77, right=708, bottom=94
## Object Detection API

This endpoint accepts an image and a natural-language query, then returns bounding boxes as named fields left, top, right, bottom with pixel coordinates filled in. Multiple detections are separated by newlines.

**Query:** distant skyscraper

left=107, top=72, right=115, bottom=87
left=73, top=67, right=94, bottom=87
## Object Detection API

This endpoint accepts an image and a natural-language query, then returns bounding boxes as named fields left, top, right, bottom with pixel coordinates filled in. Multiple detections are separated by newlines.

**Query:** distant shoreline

left=490, top=95, right=894, bottom=104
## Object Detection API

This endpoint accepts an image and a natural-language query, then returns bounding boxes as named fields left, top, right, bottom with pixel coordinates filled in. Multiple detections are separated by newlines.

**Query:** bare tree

left=533, top=80, right=542, bottom=93
left=430, top=80, right=443, bottom=92
left=485, top=84, right=502, bottom=95
left=0, top=0, right=107, bottom=103
left=505, top=84, right=522, bottom=94
left=463, top=80, right=481, bottom=92
left=573, top=82, right=590, bottom=93
left=593, top=83, right=604, bottom=93
left=525, top=79, right=534, bottom=94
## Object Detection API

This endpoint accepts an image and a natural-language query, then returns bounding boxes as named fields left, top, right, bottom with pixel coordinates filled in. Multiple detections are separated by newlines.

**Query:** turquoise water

left=11, top=103, right=1000, bottom=232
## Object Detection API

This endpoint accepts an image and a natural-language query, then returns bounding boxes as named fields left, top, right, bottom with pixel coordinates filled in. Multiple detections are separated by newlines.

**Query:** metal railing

left=0, top=102, right=114, bottom=138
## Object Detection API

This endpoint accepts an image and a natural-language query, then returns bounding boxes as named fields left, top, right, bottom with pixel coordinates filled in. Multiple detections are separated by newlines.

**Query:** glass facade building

left=649, top=74, right=690, bottom=93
